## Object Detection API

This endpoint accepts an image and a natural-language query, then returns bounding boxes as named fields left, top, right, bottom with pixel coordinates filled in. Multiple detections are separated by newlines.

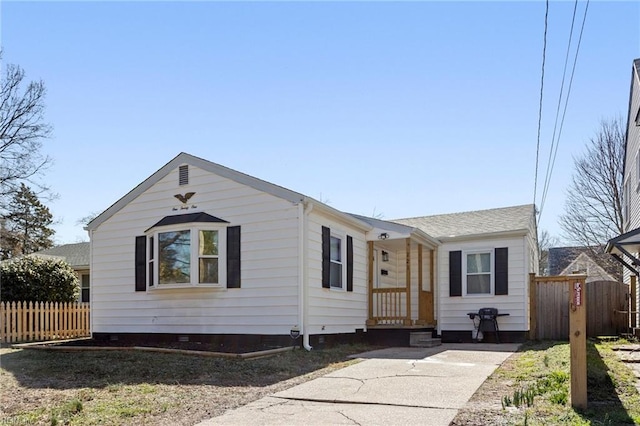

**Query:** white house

left=606, top=58, right=640, bottom=330
left=86, top=152, right=538, bottom=347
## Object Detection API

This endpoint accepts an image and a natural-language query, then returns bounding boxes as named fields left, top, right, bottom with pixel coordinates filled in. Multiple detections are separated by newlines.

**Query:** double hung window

left=330, top=235, right=343, bottom=289
left=465, top=251, right=492, bottom=295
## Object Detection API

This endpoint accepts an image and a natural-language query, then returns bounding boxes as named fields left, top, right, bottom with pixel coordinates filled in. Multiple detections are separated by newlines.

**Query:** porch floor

left=366, top=323, right=436, bottom=330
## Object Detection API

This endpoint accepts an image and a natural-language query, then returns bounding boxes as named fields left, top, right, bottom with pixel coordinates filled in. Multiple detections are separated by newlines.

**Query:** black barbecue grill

left=467, top=308, right=509, bottom=343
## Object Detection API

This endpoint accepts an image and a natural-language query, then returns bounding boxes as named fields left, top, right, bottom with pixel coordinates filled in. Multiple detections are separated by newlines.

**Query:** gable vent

left=179, top=165, right=189, bottom=186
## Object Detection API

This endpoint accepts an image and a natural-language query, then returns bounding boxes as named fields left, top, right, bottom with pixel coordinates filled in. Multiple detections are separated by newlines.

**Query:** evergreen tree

left=1, top=183, right=54, bottom=259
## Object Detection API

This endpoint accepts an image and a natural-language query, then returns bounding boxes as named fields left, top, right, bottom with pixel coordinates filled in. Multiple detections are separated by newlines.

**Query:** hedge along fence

left=0, top=301, right=90, bottom=343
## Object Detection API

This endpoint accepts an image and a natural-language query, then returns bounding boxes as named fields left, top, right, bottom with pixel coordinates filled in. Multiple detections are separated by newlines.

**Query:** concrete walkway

left=198, top=343, right=520, bottom=426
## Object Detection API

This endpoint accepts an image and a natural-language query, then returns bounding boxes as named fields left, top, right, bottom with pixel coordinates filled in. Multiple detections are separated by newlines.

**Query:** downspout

left=88, top=228, right=94, bottom=338
left=298, top=201, right=313, bottom=351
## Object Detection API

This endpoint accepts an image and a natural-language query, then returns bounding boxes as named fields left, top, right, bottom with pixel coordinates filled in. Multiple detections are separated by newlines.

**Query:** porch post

left=430, top=248, right=435, bottom=325
left=631, top=275, right=637, bottom=329
left=529, top=273, right=537, bottom=340
left=418, top=244, right=423, bottom=292
left=367, top=241, right=375, bottom=326
left=418, top=244, right=423, bottom=324
left=405, top=238, right=412, bottom=326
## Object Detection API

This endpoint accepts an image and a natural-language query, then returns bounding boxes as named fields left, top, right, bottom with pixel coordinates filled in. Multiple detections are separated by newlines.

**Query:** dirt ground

left=450, top=350, right=525, bottom=426
left=0, top=344, right=367, bottom=425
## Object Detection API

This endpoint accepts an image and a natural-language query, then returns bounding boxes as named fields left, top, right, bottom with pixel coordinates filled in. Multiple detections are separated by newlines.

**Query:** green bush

left=1, top=256, right=79, bottom=302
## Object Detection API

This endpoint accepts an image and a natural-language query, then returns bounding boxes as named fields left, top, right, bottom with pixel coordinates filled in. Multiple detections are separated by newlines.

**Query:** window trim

left=329, top=231, right=347, bottom=291
left=463, top=249, right=493, bottom=296
left=80, top=273, right=90, bottom=303
left=636, top=150, right=640, bottom=192
left=146, top=223, right=227, bottom=289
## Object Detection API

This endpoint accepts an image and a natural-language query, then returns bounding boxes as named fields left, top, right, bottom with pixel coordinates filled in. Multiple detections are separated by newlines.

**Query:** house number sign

left=573, top=281, right=582, bottom=307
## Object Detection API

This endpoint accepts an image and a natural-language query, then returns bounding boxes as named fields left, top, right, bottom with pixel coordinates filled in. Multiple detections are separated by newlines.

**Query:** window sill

left=148, top=283, right=225, bottom=290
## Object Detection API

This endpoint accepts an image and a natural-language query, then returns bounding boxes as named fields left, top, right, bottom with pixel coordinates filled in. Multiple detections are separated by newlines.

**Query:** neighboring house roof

left=549, top=246, right=620, bottom=281
left=558, top=252, right=615, bottom=282
left=392, top=204, right=535, bottom=241
left=86, top=152, right=372, bottom=233
left=30, top=242, right=90, bottom=269
left=548, top=246, right=586, bottom=276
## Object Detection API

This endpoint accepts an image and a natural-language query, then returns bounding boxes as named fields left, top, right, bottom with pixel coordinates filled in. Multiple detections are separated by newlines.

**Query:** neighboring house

left=86, top=152, right=538, bottom=347
left=28, top=242, right=91, bottom=302
left=548, top=247, right=617, bottom=283
left=607, top=58, right=640, bottom=328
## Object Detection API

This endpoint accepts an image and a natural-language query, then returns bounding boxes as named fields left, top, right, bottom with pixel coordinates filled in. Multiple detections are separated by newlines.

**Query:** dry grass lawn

left=0, top=344, right=371, bottom=425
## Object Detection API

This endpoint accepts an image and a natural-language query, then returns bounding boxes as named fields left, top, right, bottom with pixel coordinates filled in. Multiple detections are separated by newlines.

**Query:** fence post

left=631, top=275, right=637, bottom=330
left=529, top=273, right=537, bottom=340
left=10, top=301, right=17, bottom=343
left=569, top=275, right=588, bottom=410
left=0, top=302, right=5, bottom=343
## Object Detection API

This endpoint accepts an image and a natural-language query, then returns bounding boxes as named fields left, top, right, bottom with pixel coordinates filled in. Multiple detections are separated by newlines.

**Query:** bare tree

left=538, top=229, right=560, bottom=275
left=0, top=53, right=52, bottom=200
left=559, top=117, right=624, bottom=278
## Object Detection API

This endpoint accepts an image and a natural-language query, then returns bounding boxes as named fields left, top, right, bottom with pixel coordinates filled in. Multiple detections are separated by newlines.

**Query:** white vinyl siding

left=91, top=164, right=300, bottom=335
left=626, top=65, right=640, bottom=231
left=307, top=212, right=368, bottom=334
left=437, top=235, right=531, bottom=334
left=624, top=62, right=640, bottom=326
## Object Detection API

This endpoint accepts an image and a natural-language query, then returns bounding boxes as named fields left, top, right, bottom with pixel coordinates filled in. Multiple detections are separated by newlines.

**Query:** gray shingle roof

left=392, top=204, right=535, bottom=240
left=349, top=213, right=416, bottom=234
left=32, top=242, right=90, bottom=268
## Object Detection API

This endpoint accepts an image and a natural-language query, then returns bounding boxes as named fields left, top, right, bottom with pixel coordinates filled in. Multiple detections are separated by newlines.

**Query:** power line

left=538, top=0, right=579, bottom=217
left=533, top=0, right=550, bottom=214
left=539, top=0, right=590, bottom=218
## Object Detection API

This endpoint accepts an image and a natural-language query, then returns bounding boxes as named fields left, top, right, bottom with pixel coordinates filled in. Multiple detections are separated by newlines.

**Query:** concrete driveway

left=198, top=343, right=520, bottom=426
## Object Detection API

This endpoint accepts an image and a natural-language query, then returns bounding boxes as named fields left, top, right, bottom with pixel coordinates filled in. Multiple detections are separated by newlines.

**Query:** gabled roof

left=349, top=213, right=440, bottom=247
left=548, top=246, right=586, bottom=276
left=392, top=204, right=535, bottom=241
left=558, top=252, right=615, bottom=282
left=30, top=242, right=90, bottom=269
left=553, top=245, right=621, bottom=281
left=86, top=152, right=372, bottom=232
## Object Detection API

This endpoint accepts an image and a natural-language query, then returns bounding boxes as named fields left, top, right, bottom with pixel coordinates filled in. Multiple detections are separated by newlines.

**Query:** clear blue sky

left=2, top=1, right=638, bottom=245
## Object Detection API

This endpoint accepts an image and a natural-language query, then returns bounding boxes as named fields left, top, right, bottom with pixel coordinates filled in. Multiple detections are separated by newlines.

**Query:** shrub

left=0, top=256, right=79, bottom=302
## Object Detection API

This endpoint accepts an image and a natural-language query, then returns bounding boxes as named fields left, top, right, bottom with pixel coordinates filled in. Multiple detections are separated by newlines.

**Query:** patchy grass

left=0, top=343, right=372, bottom=425
left=452, top=339, right=640, bottom=425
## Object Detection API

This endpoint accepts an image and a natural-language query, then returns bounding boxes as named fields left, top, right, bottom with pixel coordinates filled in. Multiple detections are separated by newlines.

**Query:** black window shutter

left=346, top=235, right=354, bottom=292
left=227, top=226, right=241, bottom=288
left=135, top=236, right=147, bottom=292
left=495, top=247, right=508, bottom=295
left=321, top=226, right=330, bottom=288
left=449, top=250, right=462, bottom=297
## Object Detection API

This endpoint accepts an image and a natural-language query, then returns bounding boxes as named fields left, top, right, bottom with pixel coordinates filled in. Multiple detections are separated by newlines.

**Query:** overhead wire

left=538, top=0, right=590, bottom=218
left=538, top=0, right=580, bottom=217
left=533, top=0, right=550, bottom=214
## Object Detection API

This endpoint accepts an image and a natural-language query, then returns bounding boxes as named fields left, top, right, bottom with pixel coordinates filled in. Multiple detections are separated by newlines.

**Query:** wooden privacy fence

left=530, top=275, right=628, bottom=340
left=0, top=301, right=90, bottom=343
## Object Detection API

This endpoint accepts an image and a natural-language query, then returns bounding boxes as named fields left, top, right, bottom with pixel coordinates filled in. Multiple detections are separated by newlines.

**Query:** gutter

left=298, top=201, right=313, bottom=351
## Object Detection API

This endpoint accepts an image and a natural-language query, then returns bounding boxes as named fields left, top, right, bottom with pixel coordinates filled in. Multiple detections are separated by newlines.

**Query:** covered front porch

left=355, top=216, right=439, bottom=328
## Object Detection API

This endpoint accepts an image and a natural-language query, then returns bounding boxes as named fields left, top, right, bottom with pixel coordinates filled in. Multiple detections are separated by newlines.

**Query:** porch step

left=409, top=332, right=442, bottom=348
